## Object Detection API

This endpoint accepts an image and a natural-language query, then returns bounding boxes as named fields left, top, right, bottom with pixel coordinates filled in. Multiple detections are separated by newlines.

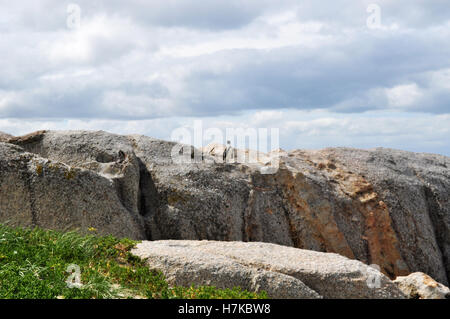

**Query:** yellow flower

left=88, top=227, right=97, bottom=232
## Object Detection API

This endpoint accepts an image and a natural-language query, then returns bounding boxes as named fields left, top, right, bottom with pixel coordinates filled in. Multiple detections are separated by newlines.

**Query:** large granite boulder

left=0, top=130, right=449, bottom=285
left=131, top=240, right=406, bottom=299
left=0, top=138, right=146, bottom=239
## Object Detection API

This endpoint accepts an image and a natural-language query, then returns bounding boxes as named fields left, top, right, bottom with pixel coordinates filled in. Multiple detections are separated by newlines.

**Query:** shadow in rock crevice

left=423, top=185, right=450, bottom=285
left=136, top=157, right=162, bottom=240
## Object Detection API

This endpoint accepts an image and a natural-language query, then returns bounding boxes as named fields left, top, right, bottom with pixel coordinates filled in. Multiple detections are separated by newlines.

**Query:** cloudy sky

left=0, top=0, right=449, bottom=155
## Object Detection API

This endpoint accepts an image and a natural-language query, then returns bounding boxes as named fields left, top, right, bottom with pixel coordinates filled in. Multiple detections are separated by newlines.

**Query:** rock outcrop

left=0, top=130, right=449, bottom=285
left=131, top=240, right=406, bottom=299
left=0, top=131, right=13, bottom=142
left=394, top=272, right=450, bottom=299
left=0, top=140, right=146, bottom=239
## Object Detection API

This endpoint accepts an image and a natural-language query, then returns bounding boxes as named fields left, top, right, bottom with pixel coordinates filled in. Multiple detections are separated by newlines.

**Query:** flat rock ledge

left=131, top=240, right=406, bottom=299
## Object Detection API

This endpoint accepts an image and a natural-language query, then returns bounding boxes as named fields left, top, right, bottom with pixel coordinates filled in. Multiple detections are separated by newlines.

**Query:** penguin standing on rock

left=223, top=140, right=232, bottom=162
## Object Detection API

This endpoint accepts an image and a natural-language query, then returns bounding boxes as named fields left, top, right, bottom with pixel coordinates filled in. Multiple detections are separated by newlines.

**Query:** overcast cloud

left=0, top=0, right=449, bottom=155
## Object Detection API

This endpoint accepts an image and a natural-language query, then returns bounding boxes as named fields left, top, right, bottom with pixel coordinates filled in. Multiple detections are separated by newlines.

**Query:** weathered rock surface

left=0, top=139, right=146, bottom=239
left=393, top=272, right=450, bottom=299
left=0, top=130, right=449, bottom=285
left=131, top=240, right=406, bottom=299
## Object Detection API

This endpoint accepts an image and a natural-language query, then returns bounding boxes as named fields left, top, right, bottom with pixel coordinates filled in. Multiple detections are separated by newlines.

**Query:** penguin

left=223, top=140, right=232, bottom=162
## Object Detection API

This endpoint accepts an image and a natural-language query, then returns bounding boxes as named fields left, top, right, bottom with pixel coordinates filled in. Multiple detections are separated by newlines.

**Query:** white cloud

left=0, top=91, right=18, bottom=109
left=386, top=83, right=423, bottom=108
left=429, top=68, right=450, bottom=90
left=100, top=90, right=176, bottom=117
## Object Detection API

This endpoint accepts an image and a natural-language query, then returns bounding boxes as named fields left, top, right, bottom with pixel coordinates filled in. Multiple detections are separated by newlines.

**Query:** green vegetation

left=0, top=224, right=267, bottom=299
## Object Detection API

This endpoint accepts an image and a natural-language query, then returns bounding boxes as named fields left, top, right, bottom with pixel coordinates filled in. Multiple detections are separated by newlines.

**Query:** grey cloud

left=120, top=0, right=270, bottom=30
left=380, top=0, right=450, bottom=28
left=2, top=28, right=450, bottom=119
left=178, top=30, right=450, bottom=116
left=3, top=0, right=449, bottom=32
left=0, top=0, right=449, bottom=121
left=0, top=0, right=292, bottom=32
left=294, top=0, right=450, bottom=29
